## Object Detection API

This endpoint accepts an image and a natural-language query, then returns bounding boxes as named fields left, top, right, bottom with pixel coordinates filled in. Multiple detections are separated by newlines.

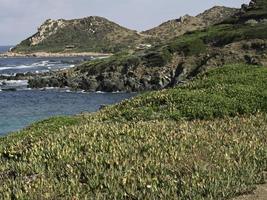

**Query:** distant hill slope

left=12, top=16, right=143, bottom=53
left=142, top=6, right=238, bottom=41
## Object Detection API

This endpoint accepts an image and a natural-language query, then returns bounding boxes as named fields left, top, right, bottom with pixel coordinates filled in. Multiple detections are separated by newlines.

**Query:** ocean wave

left=0, top=61, right=75, bottom=71
left=0, top=57, right=88, bottom=76
left=96, top=91, right=106, bottom=94
left=0, top=65, right=35, bottom=71
left=31, top=60, right=50, bottom=67
left=0, top=80, right=28, bottom=86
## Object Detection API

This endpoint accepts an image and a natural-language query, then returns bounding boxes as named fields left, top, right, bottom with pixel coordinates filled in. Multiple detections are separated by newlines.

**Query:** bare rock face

left=249, top=0, right=257, bottom=7
left=30, top=19, right=67, bottom=46
left=197, top=6, right=239, bottom=25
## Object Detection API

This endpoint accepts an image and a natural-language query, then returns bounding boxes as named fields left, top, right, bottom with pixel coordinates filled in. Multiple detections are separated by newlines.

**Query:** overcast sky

left=0, top=0, right=250, bottom=45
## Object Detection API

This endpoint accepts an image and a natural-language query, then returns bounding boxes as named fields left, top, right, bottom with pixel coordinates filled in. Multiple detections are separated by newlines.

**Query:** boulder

left=78, top=76, right=99, bottom=91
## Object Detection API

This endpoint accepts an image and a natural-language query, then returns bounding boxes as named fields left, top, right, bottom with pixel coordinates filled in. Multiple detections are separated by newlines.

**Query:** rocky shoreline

left=1, top=39, right=266, bottom=93
left=25, top=39, right=267, bottom=93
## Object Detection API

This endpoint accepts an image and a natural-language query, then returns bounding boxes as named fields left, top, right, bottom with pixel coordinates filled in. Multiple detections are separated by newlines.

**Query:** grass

left=0, top=64, right=267, bottom=199
left=78, top=18, right=267, bottom=74
left=103, top=64, right=267, bottom=121
left=12, top=17, right=142, bottom=54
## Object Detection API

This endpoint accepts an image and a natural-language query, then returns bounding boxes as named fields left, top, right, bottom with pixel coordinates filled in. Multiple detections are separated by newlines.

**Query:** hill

left=1, top=64, right=267, bottom=199
left=12, top=16, right=143, bottom=53
left=142, top=6, right=238, bottom=41
left=10, top=6, right=237, bottom=55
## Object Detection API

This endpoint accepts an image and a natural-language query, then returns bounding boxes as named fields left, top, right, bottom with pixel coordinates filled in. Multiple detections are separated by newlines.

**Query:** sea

left=0, top=46, right=136, bottom=135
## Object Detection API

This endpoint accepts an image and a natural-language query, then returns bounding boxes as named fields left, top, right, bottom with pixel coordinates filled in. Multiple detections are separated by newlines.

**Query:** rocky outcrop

left=27, top=39, right=267, bottom=92
left=30, top=19, right=67, bottom=46
left=197, top=6, right=239, bottom=25
left=232, top=0, right=267, bottom=22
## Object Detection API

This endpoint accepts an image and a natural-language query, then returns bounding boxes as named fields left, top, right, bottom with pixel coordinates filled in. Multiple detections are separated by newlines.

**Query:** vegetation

left=12, top=6, right=238, bottom=54
left=78, top=15, right=267, bottom=74
left=0, top=64, right=267, bottom=199
left=2, top=1, right=267, bottom=199
left=78, top=51, right=141, bottom=74
left=104, top=64, right=267, bottom=121
left=12, top=17, right=146, bottom=53
left=142, top=6, right=239, bottom=41
left=235, top=0, right=267, bottom=22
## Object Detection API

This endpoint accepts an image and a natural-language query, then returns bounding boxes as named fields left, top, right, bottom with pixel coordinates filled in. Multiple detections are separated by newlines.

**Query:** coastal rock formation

left=27, top=38, right=267, bottom=92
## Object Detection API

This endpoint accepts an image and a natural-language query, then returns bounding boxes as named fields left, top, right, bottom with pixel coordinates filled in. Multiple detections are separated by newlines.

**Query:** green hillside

left=12, top=17, right=144, bottom=53
left=1, top=64, right=267, bottom=199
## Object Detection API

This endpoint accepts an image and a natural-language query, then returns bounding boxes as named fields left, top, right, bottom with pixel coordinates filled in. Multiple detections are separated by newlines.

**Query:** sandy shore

left=0, top=51, right=112, bottom=58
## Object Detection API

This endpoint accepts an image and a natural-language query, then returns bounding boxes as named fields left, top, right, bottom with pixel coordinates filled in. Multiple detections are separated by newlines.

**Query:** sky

left=0, top=0, right=250, bottom=45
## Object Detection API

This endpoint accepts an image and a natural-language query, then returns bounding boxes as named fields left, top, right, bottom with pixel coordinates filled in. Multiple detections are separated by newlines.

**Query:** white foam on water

left=0, top=65, right=35, bottom=71
left=0, top=80, right=28, bottom=87
left=0, top=60, right=73, bottom=72
left=96, top=91, right=106, bottom=94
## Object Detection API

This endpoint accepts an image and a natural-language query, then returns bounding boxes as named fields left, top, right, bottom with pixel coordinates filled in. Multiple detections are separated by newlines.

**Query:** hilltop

left=142, top=6, right=238, bottom=41
left=12, top=16, right=143, bottom=53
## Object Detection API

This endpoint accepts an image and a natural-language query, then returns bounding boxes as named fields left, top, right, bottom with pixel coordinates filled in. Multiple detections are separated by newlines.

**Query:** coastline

left=0, top=65, right=266, bottom=199
left=0, top=51, right=112, bottom=58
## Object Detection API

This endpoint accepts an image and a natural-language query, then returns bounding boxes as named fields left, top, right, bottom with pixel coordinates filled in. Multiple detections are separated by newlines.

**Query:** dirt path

left=233, top=183, right=267, bottom=200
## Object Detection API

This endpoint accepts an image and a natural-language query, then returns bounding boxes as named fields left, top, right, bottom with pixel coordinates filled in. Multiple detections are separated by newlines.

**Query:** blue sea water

left=0, top=46, right=136, bottom=135
left=0, top=56, right=91, bottom=76
left=0, top=46, right=12, bottom=53
left=0, top=91, right=135, bottom=135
